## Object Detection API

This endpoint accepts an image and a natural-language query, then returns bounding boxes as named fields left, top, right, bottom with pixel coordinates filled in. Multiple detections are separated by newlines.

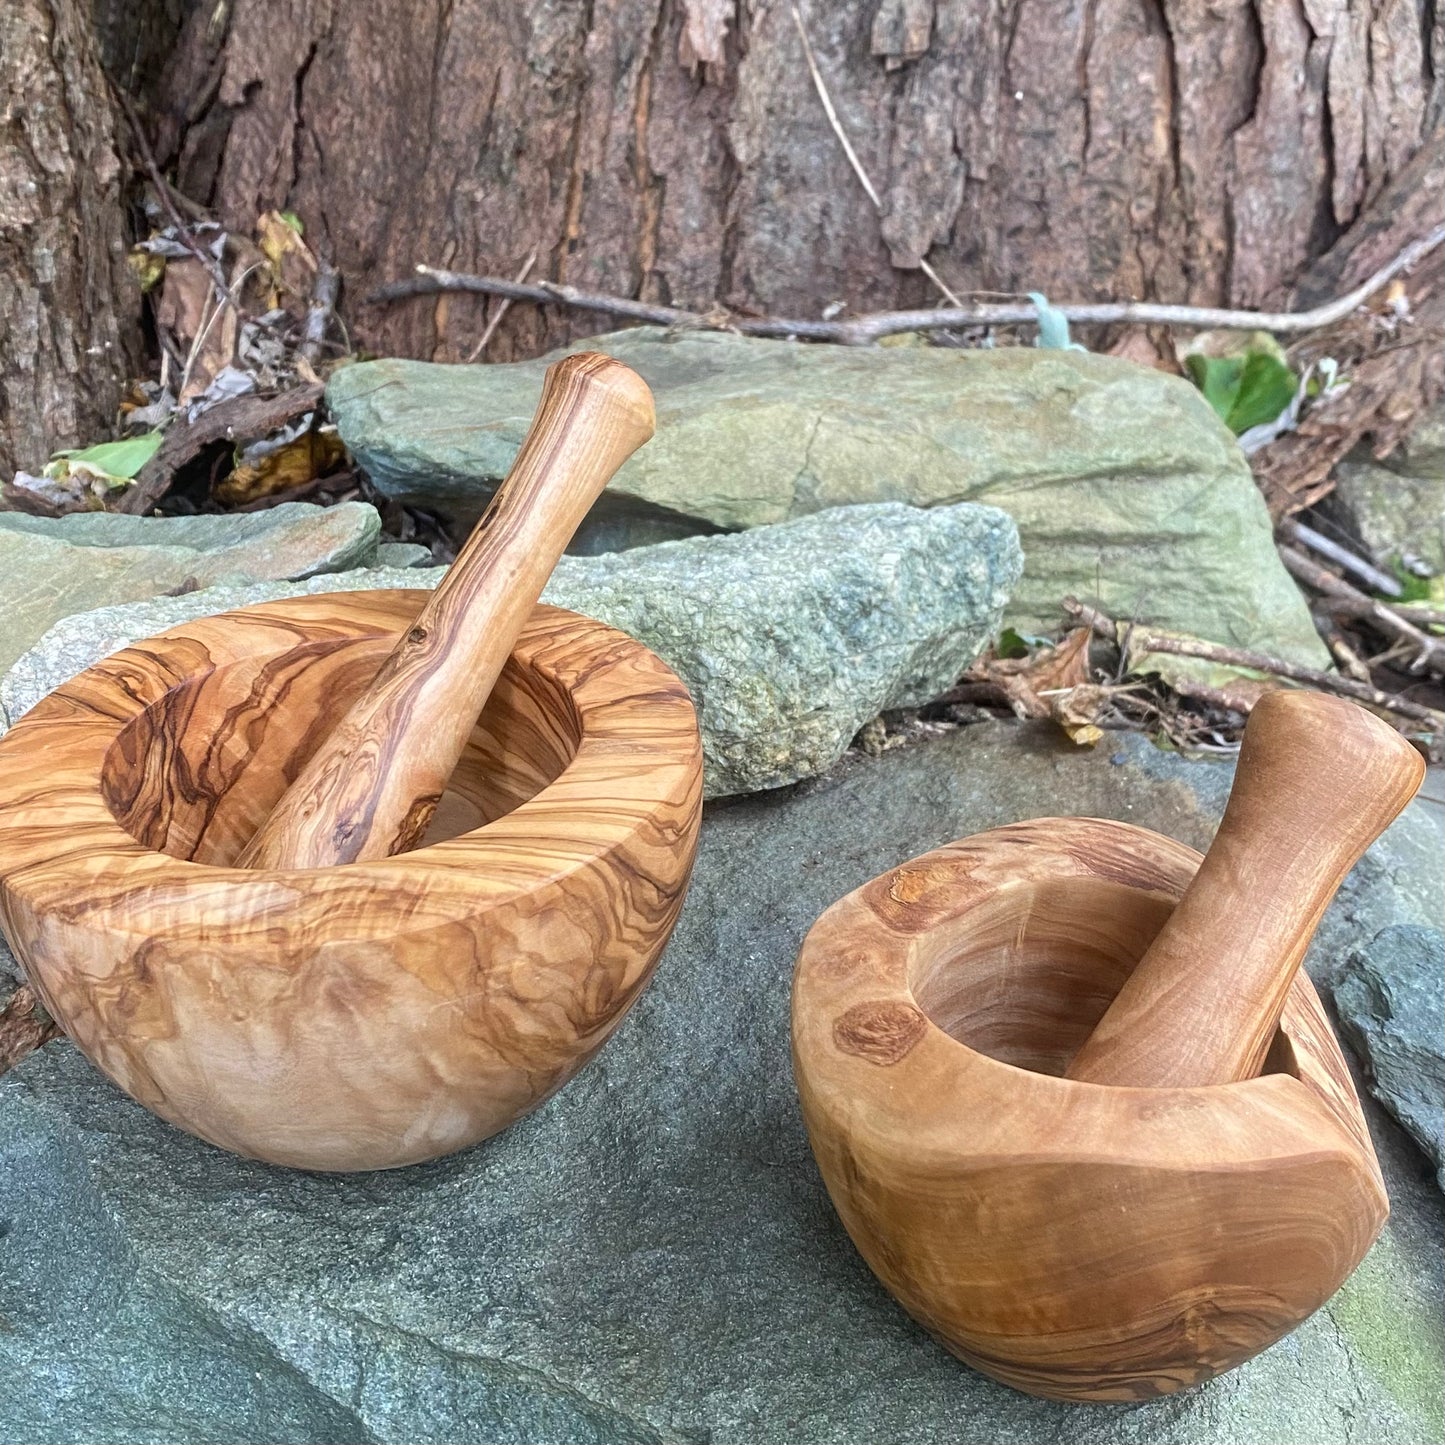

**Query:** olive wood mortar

left=792, top=817, right=1388, bottom=1401
left=0, top=591, right=702, bottom=1170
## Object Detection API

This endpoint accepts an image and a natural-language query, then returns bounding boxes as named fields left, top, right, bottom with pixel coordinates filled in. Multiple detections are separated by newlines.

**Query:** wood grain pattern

left=238, top=352, right=656, bottom=870
left=1065, top=692, right=1425, bottom=1087
left=0, top=590, right=701, bottom=1170
left=792, top=818, right=1387, bottom=1403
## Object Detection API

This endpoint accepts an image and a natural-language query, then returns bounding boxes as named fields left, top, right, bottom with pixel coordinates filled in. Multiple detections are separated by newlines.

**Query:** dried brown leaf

left=257, top=210, right=318, bottom=311
left=966, top=627, right=1093, bottom=719
left=1052, top=682, right=1112, bottom=745
left=213, top=426, right=347, bottom=507
left=155, top=256, right=238, bottom=401
left=154, top=255, right=212, bottom=347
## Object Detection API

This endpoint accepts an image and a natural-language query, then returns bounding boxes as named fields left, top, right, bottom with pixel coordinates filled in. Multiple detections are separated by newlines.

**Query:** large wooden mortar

left=791, top=817, right=1389, bottom=1402
left=0, top=590, right=702, bottom=1170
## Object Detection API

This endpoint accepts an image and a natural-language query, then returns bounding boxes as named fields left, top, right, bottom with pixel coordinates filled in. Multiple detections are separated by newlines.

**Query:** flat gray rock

left=1332, top=924, right=1445, bottom=1188
left=328, top=329, right=1329, bottom=683
left=544, top=502, right=1019, bottom=794
left=0, top=723, right=1440, bottom=1445
left=0, top=502, right=382, bottom=674
left=372, top=541, right=437, bottom=569
left=1, top=503, right=1021, bottom=799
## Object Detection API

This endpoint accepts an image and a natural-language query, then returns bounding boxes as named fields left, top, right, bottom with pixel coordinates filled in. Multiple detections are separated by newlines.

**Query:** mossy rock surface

left=330, top=329, right=1330, bottom=677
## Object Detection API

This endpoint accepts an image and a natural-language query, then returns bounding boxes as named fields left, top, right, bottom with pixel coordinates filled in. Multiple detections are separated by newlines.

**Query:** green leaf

left=995, top=626, right=1052, bottom=659
left=1394, top=568, right=1445, bottom=605
left=1185, top=349, right=1296, bottom=435
left=1228, top=350, right=1298, bottom=433
left=280, top=210, right=305, bottom=235
left=1185, top=353, right=1241, bottom=419
left=48, top=431, right=164, bottom=483
left=1028, top=292, right=1086, bottom=353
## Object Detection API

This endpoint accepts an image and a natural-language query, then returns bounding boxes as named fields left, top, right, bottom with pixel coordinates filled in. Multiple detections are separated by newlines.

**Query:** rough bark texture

left=88, top=0, right=188, bottom=100
left=150, top=0, right=1439, bottom=364
left=0, top=0, right=142, bottom=479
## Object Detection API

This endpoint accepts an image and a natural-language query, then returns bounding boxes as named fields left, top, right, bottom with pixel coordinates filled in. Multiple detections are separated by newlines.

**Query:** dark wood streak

left=832, top=1001, right=928, bottom=1066
left=238, top=353, right=655, bottom=871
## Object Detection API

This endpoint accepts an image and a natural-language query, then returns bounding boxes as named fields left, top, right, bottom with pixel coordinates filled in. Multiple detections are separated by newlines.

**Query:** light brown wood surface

left=792, top=818, right=1387, bottom=1402
left=1065, top=692, right=1424, bottom=1087
left=238, top=352, right=656, bottom=870
left=0, top=591, right=701, bottom=1170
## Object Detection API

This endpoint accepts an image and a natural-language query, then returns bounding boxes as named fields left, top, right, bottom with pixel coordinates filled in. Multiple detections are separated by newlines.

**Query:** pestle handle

left=1064, top=691, right=1424, bottom=1088
left=237, top=352, right=655, bottom=870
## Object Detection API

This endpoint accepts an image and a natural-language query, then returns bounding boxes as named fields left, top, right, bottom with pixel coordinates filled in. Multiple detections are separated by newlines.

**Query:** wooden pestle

left=237, top=352, right=655, bottom=870
left=1065, top=691, right=1425, bottom=1087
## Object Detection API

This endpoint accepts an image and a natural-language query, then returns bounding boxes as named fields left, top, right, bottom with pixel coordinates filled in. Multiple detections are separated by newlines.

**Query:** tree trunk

left=151, top=0, right=1440, bottom=365
left=0, top=0, right=143, bottom=479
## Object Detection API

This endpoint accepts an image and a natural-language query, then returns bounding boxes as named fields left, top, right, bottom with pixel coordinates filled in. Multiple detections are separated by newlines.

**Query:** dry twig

left=1321, top=628, right=1375, bottom=682
left=112, top=85, right=232, bottom=305
left=175, top=259, right=266, bottom=401
left=1278, top=545, right=1445, bottom=675
left=299, top=260, right=341, bottom=367
left=468, top=247, right=539, bottom=362
left=1394, top=605, right=1445, bottom=627
left=1279, top=517, right=1403, bottom=598
left=370, top=225, right=1445, bottom=345
left=1062, top=598, right=1443, bottom=728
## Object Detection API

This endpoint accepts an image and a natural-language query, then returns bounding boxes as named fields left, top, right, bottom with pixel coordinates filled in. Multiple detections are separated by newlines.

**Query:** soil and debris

left=2, top=167, right=1441, bottom=760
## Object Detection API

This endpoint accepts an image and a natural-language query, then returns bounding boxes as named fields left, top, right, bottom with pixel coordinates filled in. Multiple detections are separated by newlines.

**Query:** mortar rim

left=791, top=817, right=1382, bottom=1177
left=0, top=591, right=702, bottom=943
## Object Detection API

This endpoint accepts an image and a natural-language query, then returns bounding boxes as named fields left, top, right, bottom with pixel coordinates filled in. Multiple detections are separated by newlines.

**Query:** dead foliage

left=960, top=629, right=1112, bottom=746
left=907, top=590, right=1443, bottom=765
left=9, top=201, right=351, bottom=518
left=1253, top=248, right=1444, bottom=518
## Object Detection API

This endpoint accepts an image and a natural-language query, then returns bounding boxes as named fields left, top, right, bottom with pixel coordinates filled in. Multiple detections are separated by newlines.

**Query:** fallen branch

left=1278, top=545, right=1445, bottom=675
left=1062, top=598, right=1443, bottom=728
left=1279, top=517, right=1402, bottom=598
left=116, top=383, right=324, bottom=516
left=298, top=260, right=341, bottom=367
left=370, top=225, right=1445, bottom=345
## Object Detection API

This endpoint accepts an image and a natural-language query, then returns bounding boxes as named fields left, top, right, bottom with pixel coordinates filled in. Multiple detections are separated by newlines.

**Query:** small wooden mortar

left=0, top=356, right=702, bottom=1171
left=792, top=694, right=1422, bottom=1402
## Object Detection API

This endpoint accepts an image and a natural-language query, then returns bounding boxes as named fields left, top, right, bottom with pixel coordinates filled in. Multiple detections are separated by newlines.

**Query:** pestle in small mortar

left=1064, top=690, right=1425, bottom=1087
left=238, top=351, right=655, bottom=870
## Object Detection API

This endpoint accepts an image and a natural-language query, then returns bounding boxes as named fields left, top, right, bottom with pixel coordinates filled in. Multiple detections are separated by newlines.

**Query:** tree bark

left=150, top=0, right=1438, bottom=366
left=0, top=0, right=143, bottom=479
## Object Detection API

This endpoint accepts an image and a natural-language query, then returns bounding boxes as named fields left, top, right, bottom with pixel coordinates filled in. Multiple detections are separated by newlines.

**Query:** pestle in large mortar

left=238, top=350, right=656, bottom=869
left=0, top=349, right=701, bottom=1169
left=1065, top=690, right=1425, bottom=1087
